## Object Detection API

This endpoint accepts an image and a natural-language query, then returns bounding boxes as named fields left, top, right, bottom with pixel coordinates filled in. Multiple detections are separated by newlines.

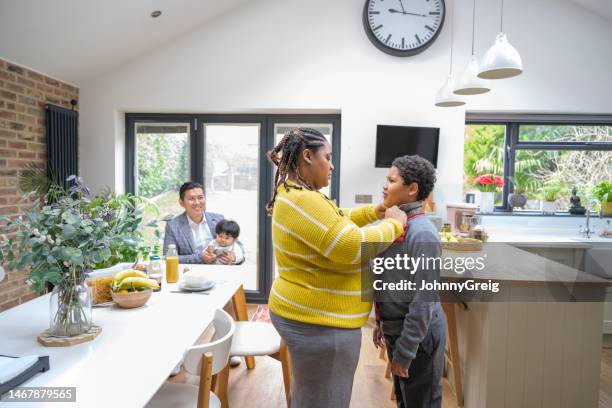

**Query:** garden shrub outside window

left=464, top=114, right=612, bottom=213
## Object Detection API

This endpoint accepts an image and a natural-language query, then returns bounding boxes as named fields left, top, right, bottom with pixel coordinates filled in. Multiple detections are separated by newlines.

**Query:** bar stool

left=442, top=302, right=464, bottom=407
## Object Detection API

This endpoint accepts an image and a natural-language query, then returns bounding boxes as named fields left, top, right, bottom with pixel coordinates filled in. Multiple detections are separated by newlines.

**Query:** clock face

left=363, top=0, right=445, bottom=57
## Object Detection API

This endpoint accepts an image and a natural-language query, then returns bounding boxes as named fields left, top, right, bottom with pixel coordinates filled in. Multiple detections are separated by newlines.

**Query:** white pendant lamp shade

left=478, top=32, right=522, bottom=79
left=435, top=76, right=466, bottom=107
left=454, top=55, right=490, bottom=95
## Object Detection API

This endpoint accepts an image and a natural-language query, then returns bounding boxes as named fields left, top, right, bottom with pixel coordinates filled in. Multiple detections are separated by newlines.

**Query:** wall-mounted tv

left=375, top=125, right=440, bottom=168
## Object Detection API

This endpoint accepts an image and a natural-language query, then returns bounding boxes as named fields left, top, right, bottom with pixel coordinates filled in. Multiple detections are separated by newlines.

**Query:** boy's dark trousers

left=384, top=314, right=446, bottom=408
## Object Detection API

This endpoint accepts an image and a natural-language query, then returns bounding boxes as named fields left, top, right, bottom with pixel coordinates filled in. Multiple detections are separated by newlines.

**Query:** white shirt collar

left=186, top=213, right=206, bottom=228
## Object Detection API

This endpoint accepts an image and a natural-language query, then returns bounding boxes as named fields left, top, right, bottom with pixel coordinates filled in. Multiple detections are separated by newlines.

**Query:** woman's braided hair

left=266, top=127, right=328, bottom=215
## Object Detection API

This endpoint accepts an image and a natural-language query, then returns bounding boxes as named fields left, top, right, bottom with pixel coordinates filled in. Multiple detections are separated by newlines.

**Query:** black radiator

left=45, top=104, right=78, bottom=186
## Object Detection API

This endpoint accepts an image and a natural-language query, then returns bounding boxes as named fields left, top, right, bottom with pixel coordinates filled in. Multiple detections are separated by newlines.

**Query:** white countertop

left=486, top=231, right=612, bottom=248
left=0, top=265, right=241, bottom=408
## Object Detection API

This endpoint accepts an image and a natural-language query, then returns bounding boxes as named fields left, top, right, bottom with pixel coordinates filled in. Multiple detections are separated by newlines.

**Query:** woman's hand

left=373, top=321, right=385, bottom=349
left=384, top=206, right=407, bottom=225
left=391, top=361, right=409, bottom=378
left=374, top=203, right=387, bottom=219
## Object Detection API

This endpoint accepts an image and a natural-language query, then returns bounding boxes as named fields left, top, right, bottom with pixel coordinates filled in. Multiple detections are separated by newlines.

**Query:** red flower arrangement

left=474, top=174, right=504, bottom=192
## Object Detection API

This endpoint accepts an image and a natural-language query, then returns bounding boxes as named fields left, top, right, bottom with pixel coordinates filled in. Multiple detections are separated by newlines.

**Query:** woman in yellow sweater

left=267, top=128, right=407, bottom=408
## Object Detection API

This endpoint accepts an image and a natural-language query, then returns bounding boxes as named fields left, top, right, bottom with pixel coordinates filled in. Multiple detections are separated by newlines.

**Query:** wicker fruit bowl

left=111, top=289, right=152, bottom=309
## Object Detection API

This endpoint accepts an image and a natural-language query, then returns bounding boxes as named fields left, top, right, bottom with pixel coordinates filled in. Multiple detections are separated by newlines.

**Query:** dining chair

left=229, top=290, right=292, bottom=407
left=146, top=309, right=235, bottom=408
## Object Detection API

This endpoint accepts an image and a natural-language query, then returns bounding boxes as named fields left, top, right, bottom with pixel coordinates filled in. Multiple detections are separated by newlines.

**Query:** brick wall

left=0, top=58, right=79, bottom=312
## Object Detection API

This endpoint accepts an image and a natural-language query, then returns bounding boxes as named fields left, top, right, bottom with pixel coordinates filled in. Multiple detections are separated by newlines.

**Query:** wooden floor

left=172, top=305, right=612, bottom=407
left=600, top=348, right=612, bottom=408
left=171, top=302, right=458, bottom=407
left=224, top=318, right=459, bottom=408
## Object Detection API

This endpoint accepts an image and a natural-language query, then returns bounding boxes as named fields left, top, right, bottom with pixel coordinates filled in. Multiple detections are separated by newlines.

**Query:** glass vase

left=49, top=274, right=93, bottom=337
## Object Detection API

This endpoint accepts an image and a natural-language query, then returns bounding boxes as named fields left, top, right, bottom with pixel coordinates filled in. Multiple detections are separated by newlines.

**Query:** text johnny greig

left=370, top=253, right=501, bottom=293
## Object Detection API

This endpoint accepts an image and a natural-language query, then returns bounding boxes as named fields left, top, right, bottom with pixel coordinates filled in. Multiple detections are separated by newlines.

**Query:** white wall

left=79, top=0, right=612, bottom=214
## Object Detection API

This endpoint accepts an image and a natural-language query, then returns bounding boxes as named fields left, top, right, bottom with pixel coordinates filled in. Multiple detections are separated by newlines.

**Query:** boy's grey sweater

left=377, top=202, right=444, bottom=368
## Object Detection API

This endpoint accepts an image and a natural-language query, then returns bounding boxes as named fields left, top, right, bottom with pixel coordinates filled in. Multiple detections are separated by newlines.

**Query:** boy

left=373, top=155, right=446, bottom=408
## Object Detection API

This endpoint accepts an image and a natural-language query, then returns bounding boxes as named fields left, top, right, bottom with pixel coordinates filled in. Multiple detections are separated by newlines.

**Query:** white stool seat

left=230, top=322, right=281, bottom=356
left=146, top=382, right=221, bottom=408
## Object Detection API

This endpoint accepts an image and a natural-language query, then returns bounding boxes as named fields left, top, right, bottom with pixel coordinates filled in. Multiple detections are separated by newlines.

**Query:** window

left=465, top=114, right=612, bottom=213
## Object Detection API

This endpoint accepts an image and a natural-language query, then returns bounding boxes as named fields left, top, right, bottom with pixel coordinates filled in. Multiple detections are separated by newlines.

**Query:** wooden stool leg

left=231, top=285, right=255, bottom=369
left=443, top=303, right=464, bottom=407
left=385, top=361, right=392, bottom=379
left=279, top=340, right=292, bottom=408
left=378, top=344, right=387, bottom=360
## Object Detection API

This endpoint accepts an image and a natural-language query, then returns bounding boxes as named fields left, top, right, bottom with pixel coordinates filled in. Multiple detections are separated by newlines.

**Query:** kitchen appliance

left=446, top=202, right=478, bottom=233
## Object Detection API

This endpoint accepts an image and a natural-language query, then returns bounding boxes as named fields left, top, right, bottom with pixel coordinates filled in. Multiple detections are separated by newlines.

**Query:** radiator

left=45, top=104, right=78, bottom=186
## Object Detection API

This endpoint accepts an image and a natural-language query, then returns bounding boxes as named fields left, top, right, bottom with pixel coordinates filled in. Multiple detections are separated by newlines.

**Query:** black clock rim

left=362, top=0, right=446, bottom=57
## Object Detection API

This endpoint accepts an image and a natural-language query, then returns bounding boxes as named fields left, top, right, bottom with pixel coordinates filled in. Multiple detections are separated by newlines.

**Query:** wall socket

left=355, top=194, right=373, bottom=204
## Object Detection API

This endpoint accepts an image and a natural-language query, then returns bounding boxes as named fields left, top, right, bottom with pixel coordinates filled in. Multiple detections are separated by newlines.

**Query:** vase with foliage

left=592, top=181, right=612, bottom=216
left=474, top=175, right=503, bottom=213
left=0, top=176, right=155, bottom=337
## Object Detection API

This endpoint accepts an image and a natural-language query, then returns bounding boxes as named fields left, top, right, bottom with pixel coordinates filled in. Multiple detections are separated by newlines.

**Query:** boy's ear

left=409, top=182, right=419, bottom=197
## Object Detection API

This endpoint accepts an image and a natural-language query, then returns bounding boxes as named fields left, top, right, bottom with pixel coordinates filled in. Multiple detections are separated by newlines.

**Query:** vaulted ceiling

left=0, top=0, right=608, bottom=87
left=0, top=0, right=252, bottom=86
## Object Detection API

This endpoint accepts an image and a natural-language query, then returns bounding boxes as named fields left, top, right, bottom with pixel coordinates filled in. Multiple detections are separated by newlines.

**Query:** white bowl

left=183, top=273, right=209, bottom=287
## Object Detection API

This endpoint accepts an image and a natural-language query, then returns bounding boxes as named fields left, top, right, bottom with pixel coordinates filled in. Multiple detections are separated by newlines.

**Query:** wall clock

left=363, top=0, right=446, bottom=57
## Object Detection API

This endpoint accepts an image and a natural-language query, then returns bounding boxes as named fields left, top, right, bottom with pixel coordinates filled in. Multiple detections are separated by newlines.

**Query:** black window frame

left=125, top=113, right=341, bottom=303
left=466, top=113, right=612, bottom=212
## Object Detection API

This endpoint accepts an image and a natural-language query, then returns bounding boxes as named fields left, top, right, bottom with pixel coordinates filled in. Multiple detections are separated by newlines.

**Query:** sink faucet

left=580, top=198, right=601, bottom=238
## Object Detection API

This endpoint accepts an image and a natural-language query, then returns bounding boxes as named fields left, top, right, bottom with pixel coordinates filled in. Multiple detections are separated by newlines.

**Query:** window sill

left=477, top=210, right=611, bottom=218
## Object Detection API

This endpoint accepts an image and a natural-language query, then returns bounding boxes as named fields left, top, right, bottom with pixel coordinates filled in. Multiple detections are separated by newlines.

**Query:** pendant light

left=478, top=0, right=523, bottom=79
left=453, top=0, right=490, bottom=95
left=435, top=1, right=465, bottom=107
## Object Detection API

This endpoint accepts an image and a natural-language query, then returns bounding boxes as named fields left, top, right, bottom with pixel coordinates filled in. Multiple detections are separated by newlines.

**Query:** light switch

left=355, top=194, right=372, bottom=204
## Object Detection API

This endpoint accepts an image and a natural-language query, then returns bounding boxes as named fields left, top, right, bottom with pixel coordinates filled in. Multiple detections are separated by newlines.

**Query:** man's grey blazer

left=162, top=211, right=244, bottom=264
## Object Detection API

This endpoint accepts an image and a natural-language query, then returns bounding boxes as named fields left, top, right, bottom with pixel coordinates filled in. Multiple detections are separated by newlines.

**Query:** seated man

left=163, top=181, right=244, bottom=264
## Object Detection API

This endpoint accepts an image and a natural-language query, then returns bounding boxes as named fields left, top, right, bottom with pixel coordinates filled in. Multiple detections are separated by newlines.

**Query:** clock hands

left=388, top=8, right=427, bottom=17
left=398, top=0, right=407, bottom=14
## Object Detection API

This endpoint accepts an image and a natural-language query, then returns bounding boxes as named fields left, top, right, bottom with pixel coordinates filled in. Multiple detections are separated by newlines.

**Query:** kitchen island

left=441, top=243, right=609, bottom=408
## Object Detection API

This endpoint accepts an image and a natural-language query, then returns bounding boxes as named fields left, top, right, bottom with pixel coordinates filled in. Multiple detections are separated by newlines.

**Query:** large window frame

left=125, top=113, right=341, bottom=302
left=466, top=113, right=612, bottom=212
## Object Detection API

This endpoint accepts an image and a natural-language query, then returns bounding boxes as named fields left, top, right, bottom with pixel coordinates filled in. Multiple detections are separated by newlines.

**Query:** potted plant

left=592, top=180, right=612, bottom=216
left=473, top=174, right=503, bottom=213
left=0, top=177, right=151, bottom=338
left=507, top=174, right=529, bottom=210
left=538, top=183, right=564, bottom=215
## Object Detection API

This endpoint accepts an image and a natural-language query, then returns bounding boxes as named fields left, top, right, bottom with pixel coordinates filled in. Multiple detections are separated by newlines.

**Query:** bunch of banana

left=439, top=232, right=459, bottom=243
left=112, top=269, right=159, bottom=293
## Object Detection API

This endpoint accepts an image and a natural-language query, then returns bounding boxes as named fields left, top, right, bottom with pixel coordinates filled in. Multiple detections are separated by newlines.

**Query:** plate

left=179, top=281, right=216, bottom=292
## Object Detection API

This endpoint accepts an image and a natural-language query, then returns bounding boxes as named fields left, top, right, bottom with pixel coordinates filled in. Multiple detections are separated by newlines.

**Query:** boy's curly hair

left=391, top=155, right=436, bottom=201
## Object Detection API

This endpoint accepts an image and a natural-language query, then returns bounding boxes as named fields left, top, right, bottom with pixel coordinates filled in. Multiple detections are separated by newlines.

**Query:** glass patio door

left=131, top=121, right=191, bottom=247
left=127, top=114, right=340, bottom=302
left=202, top=123, right=261, bottom=292
left=268, top=117, right=341, bottom=280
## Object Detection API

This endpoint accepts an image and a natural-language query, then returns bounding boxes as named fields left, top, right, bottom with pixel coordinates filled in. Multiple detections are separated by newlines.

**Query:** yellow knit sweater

left=268, top=181, right=404, bottom=328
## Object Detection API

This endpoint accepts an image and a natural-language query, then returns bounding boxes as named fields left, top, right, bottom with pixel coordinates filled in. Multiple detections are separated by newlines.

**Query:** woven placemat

left=37, top=325, right=102, bottom=347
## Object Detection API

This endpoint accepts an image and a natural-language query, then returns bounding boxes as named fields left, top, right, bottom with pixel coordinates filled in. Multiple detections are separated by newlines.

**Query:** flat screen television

left=375, top=125, right=439, bottom=168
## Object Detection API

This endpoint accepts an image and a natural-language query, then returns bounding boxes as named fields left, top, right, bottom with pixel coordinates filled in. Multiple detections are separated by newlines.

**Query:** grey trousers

left=384, top=309, right=446, bottom=408
left=270, top=312, right=362, bottom=408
